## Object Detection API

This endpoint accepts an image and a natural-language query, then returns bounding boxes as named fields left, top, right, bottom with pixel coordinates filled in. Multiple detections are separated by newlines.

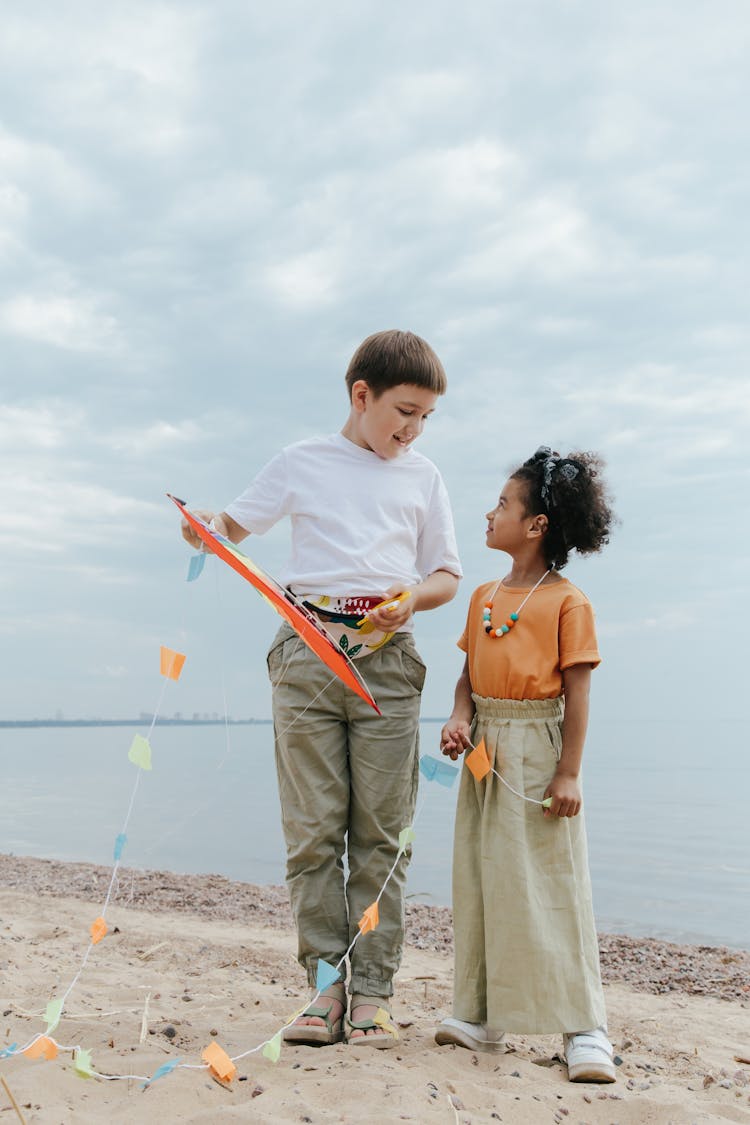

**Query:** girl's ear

left=527, top=513, right=548, bottom=539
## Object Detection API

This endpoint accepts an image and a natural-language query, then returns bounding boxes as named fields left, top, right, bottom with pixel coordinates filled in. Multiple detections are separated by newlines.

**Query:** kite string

left=25, top=608, right=187, bottom=1041
left=466, top=736, right=549, bottom=807
left=4, top=737, right=435, bottom=1081
left=1, top=547, right=413, bottom=1081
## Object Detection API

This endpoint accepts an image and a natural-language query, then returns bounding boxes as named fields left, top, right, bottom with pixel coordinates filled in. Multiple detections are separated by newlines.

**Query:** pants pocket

left=266, top=626, right=296, bottom=684
left=397, top=639, right=427, bottom=694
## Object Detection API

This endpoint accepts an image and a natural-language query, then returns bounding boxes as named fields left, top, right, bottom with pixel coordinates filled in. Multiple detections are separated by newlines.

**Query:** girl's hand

left=440, top=718, right=472, bottom=760
left=543, top=772, right=582, bottom=818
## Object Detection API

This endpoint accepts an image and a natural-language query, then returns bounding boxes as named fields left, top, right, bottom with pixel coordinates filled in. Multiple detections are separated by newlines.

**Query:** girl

left=435, top=446, right=617, bottom=1083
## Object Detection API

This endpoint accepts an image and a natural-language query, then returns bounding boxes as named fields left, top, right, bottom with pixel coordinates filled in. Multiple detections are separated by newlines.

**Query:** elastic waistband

left=472, top=693, right=564, bottom=720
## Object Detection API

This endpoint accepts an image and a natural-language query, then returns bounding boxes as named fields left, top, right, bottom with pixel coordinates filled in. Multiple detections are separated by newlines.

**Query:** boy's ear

left=350, top=379, right=370, bottom=412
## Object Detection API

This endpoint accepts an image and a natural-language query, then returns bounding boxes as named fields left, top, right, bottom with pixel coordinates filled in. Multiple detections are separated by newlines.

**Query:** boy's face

left=485, top=478, right=533, bottom=552
left=346, top=381, right=438, bottom=460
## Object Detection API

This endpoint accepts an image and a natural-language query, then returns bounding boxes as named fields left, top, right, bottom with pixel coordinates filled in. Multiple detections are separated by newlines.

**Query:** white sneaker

left=564, top=1026, right=616, bottom=1082
left=435, top=1017, right=505, bottom=1053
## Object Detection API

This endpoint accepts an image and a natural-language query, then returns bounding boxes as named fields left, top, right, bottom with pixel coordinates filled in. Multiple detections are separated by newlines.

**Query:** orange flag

left=202, top=1040, right=236, bottom=1083
left=90, top=916, right=108, bottom=945
left=160, top=646, right=186, bottom=680
left=358, top=902, right=380, bottom=934
left=466, top=738, right=491, bottom=781
left=24, top=1036, right=58, bottom=1061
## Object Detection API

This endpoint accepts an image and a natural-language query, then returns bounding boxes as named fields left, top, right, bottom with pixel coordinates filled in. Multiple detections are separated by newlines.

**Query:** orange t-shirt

left=458, top=577, right=600, bottom=701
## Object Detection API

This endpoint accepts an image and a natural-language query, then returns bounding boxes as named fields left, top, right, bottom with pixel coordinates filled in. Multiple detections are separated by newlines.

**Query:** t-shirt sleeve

left=416, top=472, right=463, bottom=580
left=558, top=599, right=601, bottom=671
left=224, top=449, right=291, bottom=534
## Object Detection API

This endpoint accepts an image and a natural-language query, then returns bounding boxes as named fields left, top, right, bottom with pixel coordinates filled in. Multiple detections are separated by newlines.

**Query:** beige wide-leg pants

left=267, top=623, right=424, bottom=998
left=452, top=694, right=607, bottom=1034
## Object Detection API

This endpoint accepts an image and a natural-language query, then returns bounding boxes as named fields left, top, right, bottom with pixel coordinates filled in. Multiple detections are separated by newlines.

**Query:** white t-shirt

left=224, top=433, right=462, bottom=598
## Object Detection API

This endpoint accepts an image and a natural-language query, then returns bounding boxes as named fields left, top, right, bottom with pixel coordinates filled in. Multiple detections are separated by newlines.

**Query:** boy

left=182, top=330, right=461, bottom=1046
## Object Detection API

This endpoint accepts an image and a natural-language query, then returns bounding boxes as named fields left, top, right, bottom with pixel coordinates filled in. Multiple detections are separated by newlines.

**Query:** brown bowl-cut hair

left=345, top=330, right=447, bottom=398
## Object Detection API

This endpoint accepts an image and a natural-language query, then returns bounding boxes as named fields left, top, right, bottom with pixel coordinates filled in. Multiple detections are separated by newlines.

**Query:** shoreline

left=2, top=853, right=749, bottom=1004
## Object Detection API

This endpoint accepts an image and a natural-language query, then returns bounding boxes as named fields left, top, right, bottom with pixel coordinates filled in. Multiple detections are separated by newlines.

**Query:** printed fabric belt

left=299, top=595, right=383, bottom=622
left=293, top=593, right=395, bottom=658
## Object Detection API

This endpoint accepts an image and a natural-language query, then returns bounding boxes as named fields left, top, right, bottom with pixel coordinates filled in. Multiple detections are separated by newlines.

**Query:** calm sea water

left=1, top=717, right=746, bottom=949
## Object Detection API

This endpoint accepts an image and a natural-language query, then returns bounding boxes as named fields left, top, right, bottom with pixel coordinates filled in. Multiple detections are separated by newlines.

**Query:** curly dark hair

left=511, top=447, right=616, bottom=571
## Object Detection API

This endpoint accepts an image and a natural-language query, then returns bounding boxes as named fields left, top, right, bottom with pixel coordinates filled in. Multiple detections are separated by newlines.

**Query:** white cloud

left=598, top=606, right=697, bottom=635
left=0, top=402, right=75, bottom=450
left=107, top=420, right=204, bottom=456
left=567, top=364, right=750, bottom=422
left=0, top=9, right=203, bottom=155
left=340, top=68, right=476, bottom=145
left=0, top=293, right=121, bottom=352
left=0, top=476, right=159, bottom=552
left=585, top=91, right=668, bottom=161
left=447, top=194, right=614, bottom=285
left=170, top=174, right=272, bottom=229
left=0, top=126, right=110, bottom=213
left=265, top=248, right=343, bottom=308
left=532, top=316, right=594, bottom=337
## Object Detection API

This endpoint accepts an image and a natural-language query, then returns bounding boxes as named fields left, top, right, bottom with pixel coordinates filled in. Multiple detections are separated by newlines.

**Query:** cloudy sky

left=1, top=1, right=748, bottom=726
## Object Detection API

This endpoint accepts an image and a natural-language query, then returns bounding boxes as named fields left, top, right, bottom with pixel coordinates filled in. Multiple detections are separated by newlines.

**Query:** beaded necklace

left=482, top=569, right=552, bottom=638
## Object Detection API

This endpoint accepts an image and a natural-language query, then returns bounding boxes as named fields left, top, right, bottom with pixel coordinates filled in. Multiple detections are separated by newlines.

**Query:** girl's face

left=485, top=478, right=531, bottom=552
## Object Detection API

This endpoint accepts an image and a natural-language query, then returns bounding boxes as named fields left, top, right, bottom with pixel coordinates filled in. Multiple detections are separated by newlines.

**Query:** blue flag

left=419, top=755, right=459, bottom=787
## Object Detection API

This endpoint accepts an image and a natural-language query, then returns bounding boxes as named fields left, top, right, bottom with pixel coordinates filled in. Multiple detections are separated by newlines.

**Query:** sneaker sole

left=434, top=1027, right=505, bottom=1053
left=567, top=1061, right=616, bottom=1083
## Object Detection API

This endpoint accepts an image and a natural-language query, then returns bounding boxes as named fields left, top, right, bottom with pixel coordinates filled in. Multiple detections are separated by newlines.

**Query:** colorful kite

left=168, top=495, right=381, bottom=714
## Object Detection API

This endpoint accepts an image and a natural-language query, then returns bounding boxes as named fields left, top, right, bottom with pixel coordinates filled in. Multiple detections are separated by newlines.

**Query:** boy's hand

left=181, top=509, right=220, bottom=549
left=440, top=718, right=472, bottom=760
left=365, top=584, right=415, bottom=631
left=543, top=772, right=582, bottom=818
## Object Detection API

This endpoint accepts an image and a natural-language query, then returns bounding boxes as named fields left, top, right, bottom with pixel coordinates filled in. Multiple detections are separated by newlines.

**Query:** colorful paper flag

left=373, top=1008, right=399, bottom=1039
left=24, top=1036, right=58, bottom=1061
left=44, top=998, right=63, bottom=1034
left=142, top=1058, right=182, bottom=1087
left=90, top=916, right=108, bottom=944
left=202, top=1040, right=236, bottom=1083
left=397, top=826, right=416, bottom=855
left=358, top=901, right=379, bottom=934
left=0, top=1043, right=18, bottom=1059
left=465, top=738, right=491, bottom=781
left=187, top=553, right=206, bottom=582
left=113, top=833, right=127, bottom=861
left=315, top=958, right=340, bottom=992
left=160, top=646, right=186, bottom=681
left=128, top=734, right=152, bottom=770
left=262, top=1032, right=282, bottom=1063
left=73, top=1047, right=95, bottom=1077
left=419, top=755, right=459, bottom=787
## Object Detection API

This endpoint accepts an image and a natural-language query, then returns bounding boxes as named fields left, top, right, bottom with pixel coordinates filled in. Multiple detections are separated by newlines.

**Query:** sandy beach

left=1, top=854, right=748, bottom=1124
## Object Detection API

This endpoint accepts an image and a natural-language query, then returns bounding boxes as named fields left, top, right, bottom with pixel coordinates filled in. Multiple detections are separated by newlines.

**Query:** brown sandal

left=346, top=993, right=399, bottom=1049
left=283, top=984, right=346, bottom=1047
